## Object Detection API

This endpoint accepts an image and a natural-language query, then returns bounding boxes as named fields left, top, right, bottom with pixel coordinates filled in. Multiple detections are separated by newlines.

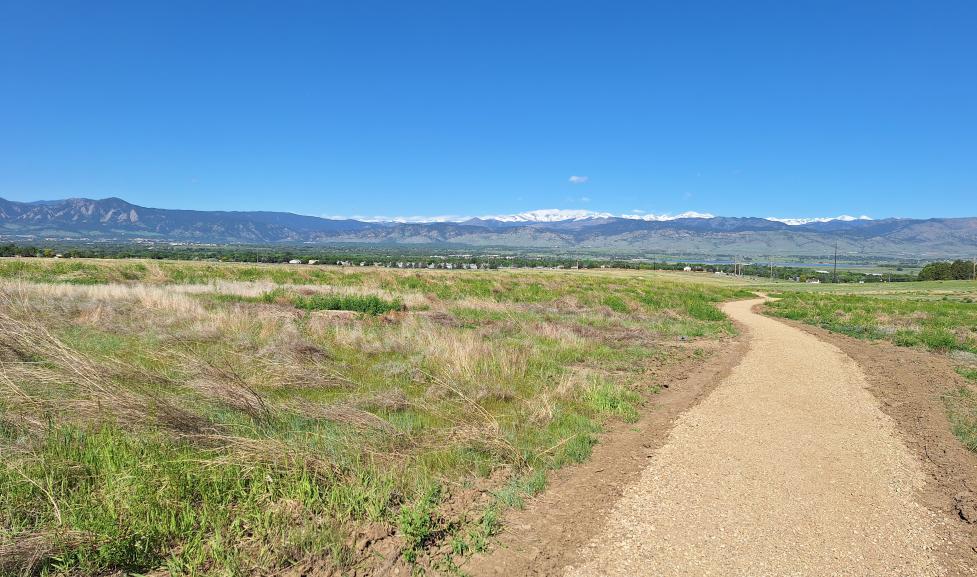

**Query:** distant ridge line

left=1, top=197, right=974, bottom=258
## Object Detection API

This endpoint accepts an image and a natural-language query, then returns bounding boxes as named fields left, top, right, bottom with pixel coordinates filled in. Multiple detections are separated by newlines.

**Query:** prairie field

left=762, top=283, right=977, bottom=451
left=0, top=258, right=751, bottom=576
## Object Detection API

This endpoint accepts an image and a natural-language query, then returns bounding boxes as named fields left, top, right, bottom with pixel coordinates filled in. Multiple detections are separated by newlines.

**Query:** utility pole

left=832, top=243, right=838, bottom=284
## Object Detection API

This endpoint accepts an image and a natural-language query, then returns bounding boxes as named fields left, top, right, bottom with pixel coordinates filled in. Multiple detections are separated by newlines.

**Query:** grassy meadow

left=0, top=258, right=751, bottom=576
left=761, top=281, right=977, bottom=452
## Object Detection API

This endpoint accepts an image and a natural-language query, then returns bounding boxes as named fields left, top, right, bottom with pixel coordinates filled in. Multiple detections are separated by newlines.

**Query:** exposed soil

left=465, top=298, right=977, bottom=576
left=460, top=331, right=749, bottom=576
left=772, top=312, right=977, bottom=576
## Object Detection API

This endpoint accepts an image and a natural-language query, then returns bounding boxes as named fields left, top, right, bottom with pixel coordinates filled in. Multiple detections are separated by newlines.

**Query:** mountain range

left=1, top=197, right=975, bottom=259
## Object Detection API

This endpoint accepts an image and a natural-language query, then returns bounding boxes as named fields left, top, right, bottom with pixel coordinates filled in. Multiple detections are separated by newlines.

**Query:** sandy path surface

left=566, top=298, right=948, bottom=577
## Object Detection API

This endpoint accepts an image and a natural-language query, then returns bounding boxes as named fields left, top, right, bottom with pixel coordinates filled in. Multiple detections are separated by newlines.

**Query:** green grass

left=291, top=293, right=403, bottom=314
left=957, top=367, right=977, bottom=382
left=584, top=378, right=641, bottom=423
left=601, top=294, right=630, bottom=313
left=762, top=285, right=977, bottom=456
left=749, top=277, right=977, bottom=295
left=0, top=260, right=750, bottom=575
left=0, top=425, right=357, bottom=575
left=764, top=291, right=977, bottom=354
left=946, top=386, right=977, bottom=452
left=211, top=288, right=404, bottom=315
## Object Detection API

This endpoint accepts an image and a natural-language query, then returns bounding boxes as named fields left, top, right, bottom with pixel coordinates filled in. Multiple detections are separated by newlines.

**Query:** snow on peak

left=326, top=209, right=720, bottom=223
left=765, top=215, right=873, bottom=226
left=620, top=211, right=715, bottom=221
left=483, top=209, right=615, bottom=222
left=326, top=211, right=874, bottom=225
left=480, top=209, right=715, bottom=223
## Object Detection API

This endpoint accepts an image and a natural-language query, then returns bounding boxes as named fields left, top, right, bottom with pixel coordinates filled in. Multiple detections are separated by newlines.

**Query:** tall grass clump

left=292, top=293, right=404, bottom=314
left=216, top=288, right=404, bottom=315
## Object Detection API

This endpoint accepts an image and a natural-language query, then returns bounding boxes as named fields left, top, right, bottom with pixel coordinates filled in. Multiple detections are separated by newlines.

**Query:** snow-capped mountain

left=766, top=215, right=874, bottom=226
left=477, top=209, right=717, bottom=223
left=481, top=209, right=616, bottom=222
left=431, top=209, right=717, bottom=223
left=620, top=211, right=716, bottom=222
left=323, top=209, right=870, bottom=225
left=3, top=197, right=974, bottom=258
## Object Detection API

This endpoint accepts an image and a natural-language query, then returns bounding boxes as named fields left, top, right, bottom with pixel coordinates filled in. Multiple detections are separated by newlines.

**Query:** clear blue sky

left=1, top=1, right=975, bottom=219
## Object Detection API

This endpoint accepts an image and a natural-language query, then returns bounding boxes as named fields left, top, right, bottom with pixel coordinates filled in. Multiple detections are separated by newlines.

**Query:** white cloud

left=568, top=175, right=589, bottom=184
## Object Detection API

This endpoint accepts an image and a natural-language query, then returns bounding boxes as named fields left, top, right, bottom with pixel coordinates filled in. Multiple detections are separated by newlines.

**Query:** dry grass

left=0, top=262, right=750, bottom=576
left=0, top=530, right=100, bottom=576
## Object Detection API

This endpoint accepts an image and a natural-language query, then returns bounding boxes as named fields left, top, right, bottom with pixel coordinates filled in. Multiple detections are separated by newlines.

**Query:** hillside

left=1, top=197, right=975, bottom=258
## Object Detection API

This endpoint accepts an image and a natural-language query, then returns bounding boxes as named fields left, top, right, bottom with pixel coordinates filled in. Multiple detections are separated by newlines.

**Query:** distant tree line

left=0, top=241, right=925, bottom=282
left=918, top=260, right=976, bottom=281
left=0, top=242, right=704, bottom=270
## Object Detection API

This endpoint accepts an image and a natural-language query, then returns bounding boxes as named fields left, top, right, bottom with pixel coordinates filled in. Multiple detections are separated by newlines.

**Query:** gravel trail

left=566, top=298, right=948, bottom=577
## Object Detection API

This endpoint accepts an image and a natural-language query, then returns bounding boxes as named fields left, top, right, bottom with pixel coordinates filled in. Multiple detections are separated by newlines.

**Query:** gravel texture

left=566, top=298, right=948, bottom=577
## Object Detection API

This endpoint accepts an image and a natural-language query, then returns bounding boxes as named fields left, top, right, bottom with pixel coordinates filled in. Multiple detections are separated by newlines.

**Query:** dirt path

left=561, top=297, right=950, bottom=576
left=461, top=332, right=749, bottom=577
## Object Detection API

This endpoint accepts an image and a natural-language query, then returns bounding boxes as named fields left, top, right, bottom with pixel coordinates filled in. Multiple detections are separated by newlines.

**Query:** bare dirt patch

left=460, top=334, right=748, bottom=576
left=466, top=300, right=977, bottom=577
left=771, top=314, right=977, bottom=575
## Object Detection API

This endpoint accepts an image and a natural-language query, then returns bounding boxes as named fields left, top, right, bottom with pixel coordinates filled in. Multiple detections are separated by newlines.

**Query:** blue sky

left=1, top=0, right=975, bottom=220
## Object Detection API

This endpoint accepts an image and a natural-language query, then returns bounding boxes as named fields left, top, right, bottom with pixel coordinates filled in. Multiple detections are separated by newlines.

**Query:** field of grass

left=0, top=258, right=751, bottom=576
left=764, top=291, right=977, bottom=351
left=753, top=277, right=977, bottom=296
left=761, top=281, right=977, bottom=455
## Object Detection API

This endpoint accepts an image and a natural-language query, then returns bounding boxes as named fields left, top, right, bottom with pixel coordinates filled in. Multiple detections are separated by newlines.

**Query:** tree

left=950, top=259, right=972, bottom=280
left=918, top=260, right=972, bottom=281
left=918, top=261, right=951, bottom=280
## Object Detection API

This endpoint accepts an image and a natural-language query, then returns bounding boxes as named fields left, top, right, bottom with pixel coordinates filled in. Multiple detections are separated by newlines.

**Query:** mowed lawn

left=0, top=259, right=751, bottom=576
